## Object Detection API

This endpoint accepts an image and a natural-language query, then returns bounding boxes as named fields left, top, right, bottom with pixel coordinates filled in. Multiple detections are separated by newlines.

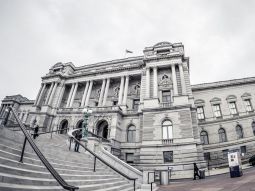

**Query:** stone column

left=103, top=78, right=110, bottom=106
left=118, top=76, right=125, bottom=105
left=66, top=83, right=75, bottom=107
left=123, top=76, right=129, bottom=105
left=69, top=82, right=78, bottom=107
left=45, top=83, right=54, bottom=105
left=171, top=64, right=178, bottom=96
left=34, top=84, right=43, bottom=105
left=140, top=73, right=144, bottom=103
left=146, top=67, right=150, bottom=98
left=98, top=79, right=106, bottom=106
left=56, top=84, right=65, bottom=108
left=153, top=67, right=158, bottom=98
left=0, top=105, right=5, bottom=117
left=85, top=81, right=93, bottom=107
left=179, top=64, right=187, bottom=95
left=81, top=81, right=89, bottom=107
left=36, top=83, right=46, bottom=106
left=48, top=82, right=58, bottom=106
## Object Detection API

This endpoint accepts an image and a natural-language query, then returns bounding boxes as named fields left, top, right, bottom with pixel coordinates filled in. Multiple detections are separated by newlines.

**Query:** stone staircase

left=0, top=126, right=134, bottom=191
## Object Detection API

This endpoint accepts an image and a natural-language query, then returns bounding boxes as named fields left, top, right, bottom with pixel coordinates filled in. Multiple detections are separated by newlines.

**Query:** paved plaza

left=158, top=167, right=255, bottom=191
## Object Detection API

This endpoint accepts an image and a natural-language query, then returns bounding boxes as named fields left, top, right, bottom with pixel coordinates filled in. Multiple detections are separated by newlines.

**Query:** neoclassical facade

left=1, top=42, right=255, bottom=177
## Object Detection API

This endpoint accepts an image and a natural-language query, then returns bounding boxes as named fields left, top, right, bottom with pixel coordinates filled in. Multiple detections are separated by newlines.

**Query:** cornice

left=192, top=77, right=255, bottom=91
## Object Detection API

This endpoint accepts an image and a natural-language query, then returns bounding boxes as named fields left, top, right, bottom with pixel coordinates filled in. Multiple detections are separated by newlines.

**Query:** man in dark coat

left=193, top=163, right=201, bottom=180
left=74, top=130, right=82, bottom=152
left=33, top=124, right=39, bottom=139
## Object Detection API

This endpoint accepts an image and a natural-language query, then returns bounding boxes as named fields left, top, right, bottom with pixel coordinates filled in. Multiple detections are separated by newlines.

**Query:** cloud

left=0, top=0, right=255, bottom=101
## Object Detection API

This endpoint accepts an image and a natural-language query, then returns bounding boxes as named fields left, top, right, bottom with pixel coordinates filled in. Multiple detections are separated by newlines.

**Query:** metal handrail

left=4, top=107, right=78, bottom=191
left=68, top=128, right=137, bottom=191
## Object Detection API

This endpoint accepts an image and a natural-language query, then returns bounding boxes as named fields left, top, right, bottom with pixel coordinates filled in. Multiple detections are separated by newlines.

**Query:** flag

left=125, top=49, right=133, bottom=54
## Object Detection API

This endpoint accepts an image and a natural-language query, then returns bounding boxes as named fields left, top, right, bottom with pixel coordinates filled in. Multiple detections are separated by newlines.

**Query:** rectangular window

left=95, top=101, right=98, bottom=106
left=112, top=101, right=118, bottom=106
left=163, top=151, right=173, bottom=163
left=204, top=152, right=211, bottom=161
left=213, top=104, right=222, bottom=118
left=126, top=153, right=134, bottom=164
left=133, top=99, right=140, bottom=110
left=197, top=106, right=205, bottom=120
left=244, top=99, right=253, bottom=112
left=222, top=149, right=229, bottom=158
left=162, top=91, right=171, bottom=102
left=229, top=102, right=238, bottom=115
left=241, top=146, right=246, bottom=154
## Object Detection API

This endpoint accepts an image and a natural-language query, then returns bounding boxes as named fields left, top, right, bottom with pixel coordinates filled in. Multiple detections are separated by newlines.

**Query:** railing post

left=133, top=179, right=136, bottom=191
left=19, top=137, right=27, bottom=163
left=69, top=138, right=72, bottom=151
left=93, top=156, right=96, bottom=172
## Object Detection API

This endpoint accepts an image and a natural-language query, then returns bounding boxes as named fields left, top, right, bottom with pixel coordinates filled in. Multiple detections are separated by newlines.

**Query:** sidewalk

left=158, top=166, right=255, bottom=191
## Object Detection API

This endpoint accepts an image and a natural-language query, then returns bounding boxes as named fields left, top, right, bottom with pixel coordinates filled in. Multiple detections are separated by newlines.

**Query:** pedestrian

left=193, top=163, right=201, bottom=180
left=74, top=130, right=82, bottom=152
left=33, top=124, right=39, bottom=139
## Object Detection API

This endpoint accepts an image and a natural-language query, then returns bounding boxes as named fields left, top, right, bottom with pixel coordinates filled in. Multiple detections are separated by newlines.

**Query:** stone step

left=0, top=181, right=133, bottom=191
left=0, top=164, right=114, bottom=179
left=0, top=142, right=94, bottom=164
left=0, top=172, right=124, bottom=186
left=0, top=149, right=99, bottom=169
left=0, top=155, right=107, bottom=174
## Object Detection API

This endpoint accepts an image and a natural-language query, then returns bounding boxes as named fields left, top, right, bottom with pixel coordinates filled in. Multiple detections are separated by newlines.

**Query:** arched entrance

left=96, top=120, right=109, bottom=139
left=76, top=120, right=83, bottom=129
left=59, top=119, right=68, bottom=134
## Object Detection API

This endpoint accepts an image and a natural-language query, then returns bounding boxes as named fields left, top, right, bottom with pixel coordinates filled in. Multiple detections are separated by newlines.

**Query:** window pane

left=204, top=152, right=210, bottom=161
left=163, top=151, right=173, bottom=163
left=127, top=126, right=136, bottom=143
left=236, top=125, right=243, bottom=139
left=162, top=91, right=171, bottom=102
left=162, top=126, right=168, bottom=139
left=252, top=122, right=255, bottom=136
left=244, top=100, right=252, bottom=112
left=162, top=120, right=173, bottom=139
left=241, top=146, right=246, bottom=154
left=197, top=106, right=205, bottom=120
left=126, top=153, right=134, bottom=163
left=229, top=102, right=237, bottom=114
left=213, top=104, right=222, bottom=117
left=222, top=149, right=229, bottom=158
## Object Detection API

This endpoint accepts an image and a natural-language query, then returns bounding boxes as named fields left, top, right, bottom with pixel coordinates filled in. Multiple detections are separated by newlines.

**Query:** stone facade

left=2, top=41, right=255, bottom=178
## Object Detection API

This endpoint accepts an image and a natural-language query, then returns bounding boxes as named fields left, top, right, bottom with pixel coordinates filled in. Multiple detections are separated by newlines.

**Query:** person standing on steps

left=33, top=123, right=39, bottom=139
left=193, top=163, right=201, bottom=180
left=74, top=130, right=82, bottom=152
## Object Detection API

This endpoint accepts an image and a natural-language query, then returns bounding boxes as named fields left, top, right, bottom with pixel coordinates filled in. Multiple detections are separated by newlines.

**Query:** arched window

left=252, top=121, right=255, bottom=136
left=236, top=125, right=243, bottom=139
left=200, top=131, right=209, bottom=145
left=162, top=120, right=173, bottom=139
left=127, top=125, right=136, bottom=143
left=218, top=128, right=227, bottom=143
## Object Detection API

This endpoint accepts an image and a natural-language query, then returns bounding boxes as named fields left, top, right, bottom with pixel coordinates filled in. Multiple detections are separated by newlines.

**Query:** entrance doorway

left=96, top=120, right=109, bottom=139
left=59, top=119, right=68, bottom=134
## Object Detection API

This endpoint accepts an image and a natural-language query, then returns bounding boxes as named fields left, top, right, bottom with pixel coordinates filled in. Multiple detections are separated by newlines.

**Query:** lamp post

left=82, top=107, right=92, bottom=143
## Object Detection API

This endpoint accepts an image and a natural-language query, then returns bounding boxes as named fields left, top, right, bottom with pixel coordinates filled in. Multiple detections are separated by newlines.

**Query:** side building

left=1, top=42, right=255, bottom=177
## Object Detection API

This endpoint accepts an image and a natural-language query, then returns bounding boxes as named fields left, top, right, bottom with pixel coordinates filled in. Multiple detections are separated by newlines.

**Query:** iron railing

left=2, top=107, right=78, bottom=191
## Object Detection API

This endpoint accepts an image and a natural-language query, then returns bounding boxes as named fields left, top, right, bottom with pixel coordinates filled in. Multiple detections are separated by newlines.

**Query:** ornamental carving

left=130, top=83, right=140, bottom=96
left=158, top=74, right=172, bottom=88
left=96, top=89, right=101, bottom=98
left=93, top=114, right=112, bottom=128
left=114, top=87, right=120, bottom=97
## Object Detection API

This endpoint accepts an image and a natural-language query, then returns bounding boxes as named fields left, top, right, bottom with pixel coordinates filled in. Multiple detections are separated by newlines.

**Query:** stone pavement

left=158, top=167, right=255, bottom=191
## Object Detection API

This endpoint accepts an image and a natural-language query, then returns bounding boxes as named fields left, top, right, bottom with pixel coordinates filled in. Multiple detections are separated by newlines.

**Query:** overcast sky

left=1, top=0, right=255, bottom=101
